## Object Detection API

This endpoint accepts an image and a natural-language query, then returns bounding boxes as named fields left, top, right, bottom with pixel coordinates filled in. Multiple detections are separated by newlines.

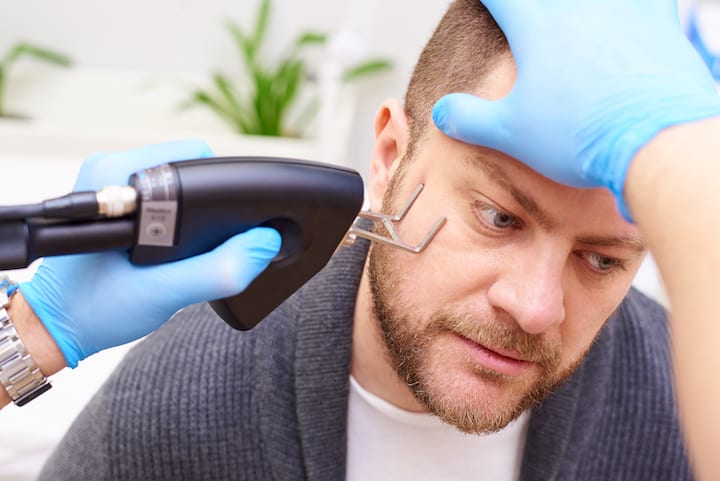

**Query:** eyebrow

left=575, top=235, right=647, bottom=254
left=465, top=152, right=648, bottom=253
left=466, top=153, right=555, bottom=229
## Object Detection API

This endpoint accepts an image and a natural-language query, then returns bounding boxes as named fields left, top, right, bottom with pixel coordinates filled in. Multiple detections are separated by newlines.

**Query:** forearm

left=1, top=291, right=65, bottom=409
left=627, top=116, right=720, bottom=481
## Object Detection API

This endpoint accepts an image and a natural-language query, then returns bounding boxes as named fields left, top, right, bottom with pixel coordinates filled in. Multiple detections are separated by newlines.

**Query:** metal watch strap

left=0, top=277, right=52, bottom=406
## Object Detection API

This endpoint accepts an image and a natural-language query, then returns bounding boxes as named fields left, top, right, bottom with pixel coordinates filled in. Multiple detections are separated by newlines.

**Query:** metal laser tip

left=343, top=184, right=447, bottom=254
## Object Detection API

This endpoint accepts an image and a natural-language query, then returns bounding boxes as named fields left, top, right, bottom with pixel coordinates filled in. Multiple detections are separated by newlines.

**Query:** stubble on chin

left=367, top=239, right=588, bottom=434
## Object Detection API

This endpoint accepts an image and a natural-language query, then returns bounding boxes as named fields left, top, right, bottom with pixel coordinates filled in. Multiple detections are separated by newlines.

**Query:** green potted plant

left=0, top=42, right=72, bottom=118
left=185, top=0, right=392, bottom=138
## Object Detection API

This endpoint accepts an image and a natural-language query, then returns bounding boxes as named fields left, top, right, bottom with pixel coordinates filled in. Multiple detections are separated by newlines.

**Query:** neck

left=351, top=259, right=427, bottom=413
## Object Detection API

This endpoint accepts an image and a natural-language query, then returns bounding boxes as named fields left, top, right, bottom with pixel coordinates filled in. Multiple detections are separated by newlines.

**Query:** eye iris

left=493, top=212, right=514, bottom=228
left=588, top=253, right=619, bottom=271
left=598, top=256, right=616, bottom=270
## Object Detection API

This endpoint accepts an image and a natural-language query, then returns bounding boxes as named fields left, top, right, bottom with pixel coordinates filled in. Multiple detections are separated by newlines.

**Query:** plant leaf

left=342, top=59, right=393, bottom=82
left=213, top=73, right=242, bottom=116
left=4, top=42, right=72, bottom=67
left=251, top=0, right=271, bottom=57
left=295, top=32, right=327, bottom=48
left=188, top=89, right=249, bottom=134
left=252, top=68, right=280, bottom=135
left=227, top=20, right=255, bottom=67
left=287, top=32, right=327, bottom=59
left=213, top=73, right=257, bottom=133
left=191, top=0, right=392, bottom=138
left=274, top=59, right=303, bottom=117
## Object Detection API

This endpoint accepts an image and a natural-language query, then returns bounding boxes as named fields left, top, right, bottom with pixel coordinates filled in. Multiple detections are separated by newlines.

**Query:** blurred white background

left=0, top=0, right=452, bottom=178
left=0, top=0, right=718, bottom=479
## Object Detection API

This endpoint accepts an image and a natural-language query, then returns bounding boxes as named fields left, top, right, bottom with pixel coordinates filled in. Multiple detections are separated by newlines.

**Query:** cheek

left=386, top=196, right=520, bottom=317
left=558, top=284, right=632, bottom=366
left=388, top=222, right=507, bottom=318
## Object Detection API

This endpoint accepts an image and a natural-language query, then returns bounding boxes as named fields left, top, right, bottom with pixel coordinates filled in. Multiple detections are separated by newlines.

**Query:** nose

left=486, top=248, right=566, bottom=335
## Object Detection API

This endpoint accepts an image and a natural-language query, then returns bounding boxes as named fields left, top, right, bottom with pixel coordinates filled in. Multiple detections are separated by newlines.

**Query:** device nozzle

left=96, top=186, right=138, bottom=218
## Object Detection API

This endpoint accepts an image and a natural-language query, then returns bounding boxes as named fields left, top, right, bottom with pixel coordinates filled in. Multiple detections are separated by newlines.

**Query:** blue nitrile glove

left=17, top=140, right=282, bottom=368
left=432, top=0, right=720, bottom=220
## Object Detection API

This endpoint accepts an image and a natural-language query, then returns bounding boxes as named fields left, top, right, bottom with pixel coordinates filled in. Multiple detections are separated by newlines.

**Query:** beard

left=367, top=220, right=589, bottom=434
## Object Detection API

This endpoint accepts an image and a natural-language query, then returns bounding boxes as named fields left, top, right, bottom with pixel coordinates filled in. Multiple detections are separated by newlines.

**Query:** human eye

left=473, top=200, right=521, bottom=231
left=579, top=251, right=627, bottom=275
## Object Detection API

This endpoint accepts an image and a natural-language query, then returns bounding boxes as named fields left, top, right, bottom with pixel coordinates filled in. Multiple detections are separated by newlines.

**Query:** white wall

left=0, top=0, right=451, bottom=178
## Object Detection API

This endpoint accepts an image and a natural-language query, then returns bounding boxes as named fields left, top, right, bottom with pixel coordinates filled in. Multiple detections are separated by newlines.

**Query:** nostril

left=487, top=277, right=565, bottom=335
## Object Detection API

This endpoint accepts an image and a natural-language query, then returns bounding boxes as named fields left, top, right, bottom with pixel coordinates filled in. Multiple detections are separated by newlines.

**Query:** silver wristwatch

left=0, top=277, right=52, bottom=406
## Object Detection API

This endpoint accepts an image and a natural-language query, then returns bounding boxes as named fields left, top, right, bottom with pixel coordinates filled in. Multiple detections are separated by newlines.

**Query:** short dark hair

left=404, top=0, right=509, bottom=158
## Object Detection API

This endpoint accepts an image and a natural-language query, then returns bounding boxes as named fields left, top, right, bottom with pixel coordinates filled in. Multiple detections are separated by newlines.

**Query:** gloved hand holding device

left=16, top=139, right=282, bottom=368
left=432, top=0, right=720, bottom=219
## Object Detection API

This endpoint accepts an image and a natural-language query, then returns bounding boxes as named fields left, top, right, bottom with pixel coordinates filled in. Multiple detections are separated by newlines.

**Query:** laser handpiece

left=0, top=157, right=445, bottom=330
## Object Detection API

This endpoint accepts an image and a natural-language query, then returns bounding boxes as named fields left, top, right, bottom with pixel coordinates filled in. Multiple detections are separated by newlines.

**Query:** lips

left=455, top=333, right=535, bottom=377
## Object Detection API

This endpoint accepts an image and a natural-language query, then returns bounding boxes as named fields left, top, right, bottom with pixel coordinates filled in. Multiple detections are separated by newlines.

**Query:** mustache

left=426, top=309, right=561, bottom=368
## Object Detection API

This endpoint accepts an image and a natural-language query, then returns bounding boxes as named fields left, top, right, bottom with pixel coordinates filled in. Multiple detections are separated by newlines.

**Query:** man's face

left=365, top=57, right=646, bottom=434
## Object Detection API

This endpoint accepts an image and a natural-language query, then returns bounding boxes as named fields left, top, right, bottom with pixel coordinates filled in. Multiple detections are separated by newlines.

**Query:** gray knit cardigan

left=39, top=239, right=693, bottom=481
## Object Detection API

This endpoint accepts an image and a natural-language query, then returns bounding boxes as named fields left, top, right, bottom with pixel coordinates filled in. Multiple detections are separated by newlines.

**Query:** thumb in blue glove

left=18, top=140, right=282, bottom=368
left=432, top=0, right=720, bottom=220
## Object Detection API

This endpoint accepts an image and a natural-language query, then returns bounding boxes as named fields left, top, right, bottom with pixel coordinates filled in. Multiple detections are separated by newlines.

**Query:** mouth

left=454, top=333, right=535, bottom=377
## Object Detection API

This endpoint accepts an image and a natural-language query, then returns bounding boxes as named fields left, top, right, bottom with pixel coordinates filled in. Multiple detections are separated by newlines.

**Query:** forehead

left=471, top=53, right=517, bottom=100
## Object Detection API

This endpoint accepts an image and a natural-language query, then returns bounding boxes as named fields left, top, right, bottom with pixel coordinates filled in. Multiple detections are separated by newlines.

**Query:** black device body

left=129, top=157, right=364, bottom=329
left=0, top=157, right=365, bottom=330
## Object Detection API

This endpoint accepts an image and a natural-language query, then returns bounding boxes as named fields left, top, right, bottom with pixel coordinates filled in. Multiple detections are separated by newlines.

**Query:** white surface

left=0, top=0, right=449, bottom=177
left=0, top=343, right=135, bottom=481
left=347, top=375, right=528, bottom=481
left=1, top=65, right=356, bottom=167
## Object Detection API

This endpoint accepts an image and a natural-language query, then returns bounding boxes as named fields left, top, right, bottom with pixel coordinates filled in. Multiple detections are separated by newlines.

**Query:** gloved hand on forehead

left=16, top=140, right=282, bottom=368
left=432, top=0, right=720, bottom=220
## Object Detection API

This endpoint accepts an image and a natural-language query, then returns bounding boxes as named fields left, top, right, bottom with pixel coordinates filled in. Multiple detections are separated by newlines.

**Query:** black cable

left=0, top=204, right=45, bottom=221
left=41, top=191, right=98, bottom=220
left=0, top=191, right=99, bottom=221
left=0, top=218, right=136, bottom=270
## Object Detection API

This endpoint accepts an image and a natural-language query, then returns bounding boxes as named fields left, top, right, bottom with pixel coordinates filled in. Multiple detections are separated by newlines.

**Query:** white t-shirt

left=346, top=376, right=529, bottom=481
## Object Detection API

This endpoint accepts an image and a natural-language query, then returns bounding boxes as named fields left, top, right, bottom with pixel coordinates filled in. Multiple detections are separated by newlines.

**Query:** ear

left=368, top=99, right=409, bottom=212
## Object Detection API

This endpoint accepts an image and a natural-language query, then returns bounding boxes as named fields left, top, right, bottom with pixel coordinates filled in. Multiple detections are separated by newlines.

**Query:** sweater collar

left=293, top=237, right=370, bottom=481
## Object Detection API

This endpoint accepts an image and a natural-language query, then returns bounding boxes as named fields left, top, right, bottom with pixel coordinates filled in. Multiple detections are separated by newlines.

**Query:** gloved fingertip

left=432, top=94, right=460, bottom=136
left=433, top=93, right=491, bottom=137
left=432, top=93, right=510, bottom=152
left=241, top=227, right=283, bottom=260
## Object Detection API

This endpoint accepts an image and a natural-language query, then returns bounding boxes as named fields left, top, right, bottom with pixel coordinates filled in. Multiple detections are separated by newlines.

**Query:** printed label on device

left=137, top=200, right=178, bottom=247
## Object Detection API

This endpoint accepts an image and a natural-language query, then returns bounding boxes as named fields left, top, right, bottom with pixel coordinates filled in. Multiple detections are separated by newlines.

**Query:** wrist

left=19, top=279, right=86, bottom=368
left=7, top=291, right=67, bottom=377
left=0, top=286, right=64, bottom=409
